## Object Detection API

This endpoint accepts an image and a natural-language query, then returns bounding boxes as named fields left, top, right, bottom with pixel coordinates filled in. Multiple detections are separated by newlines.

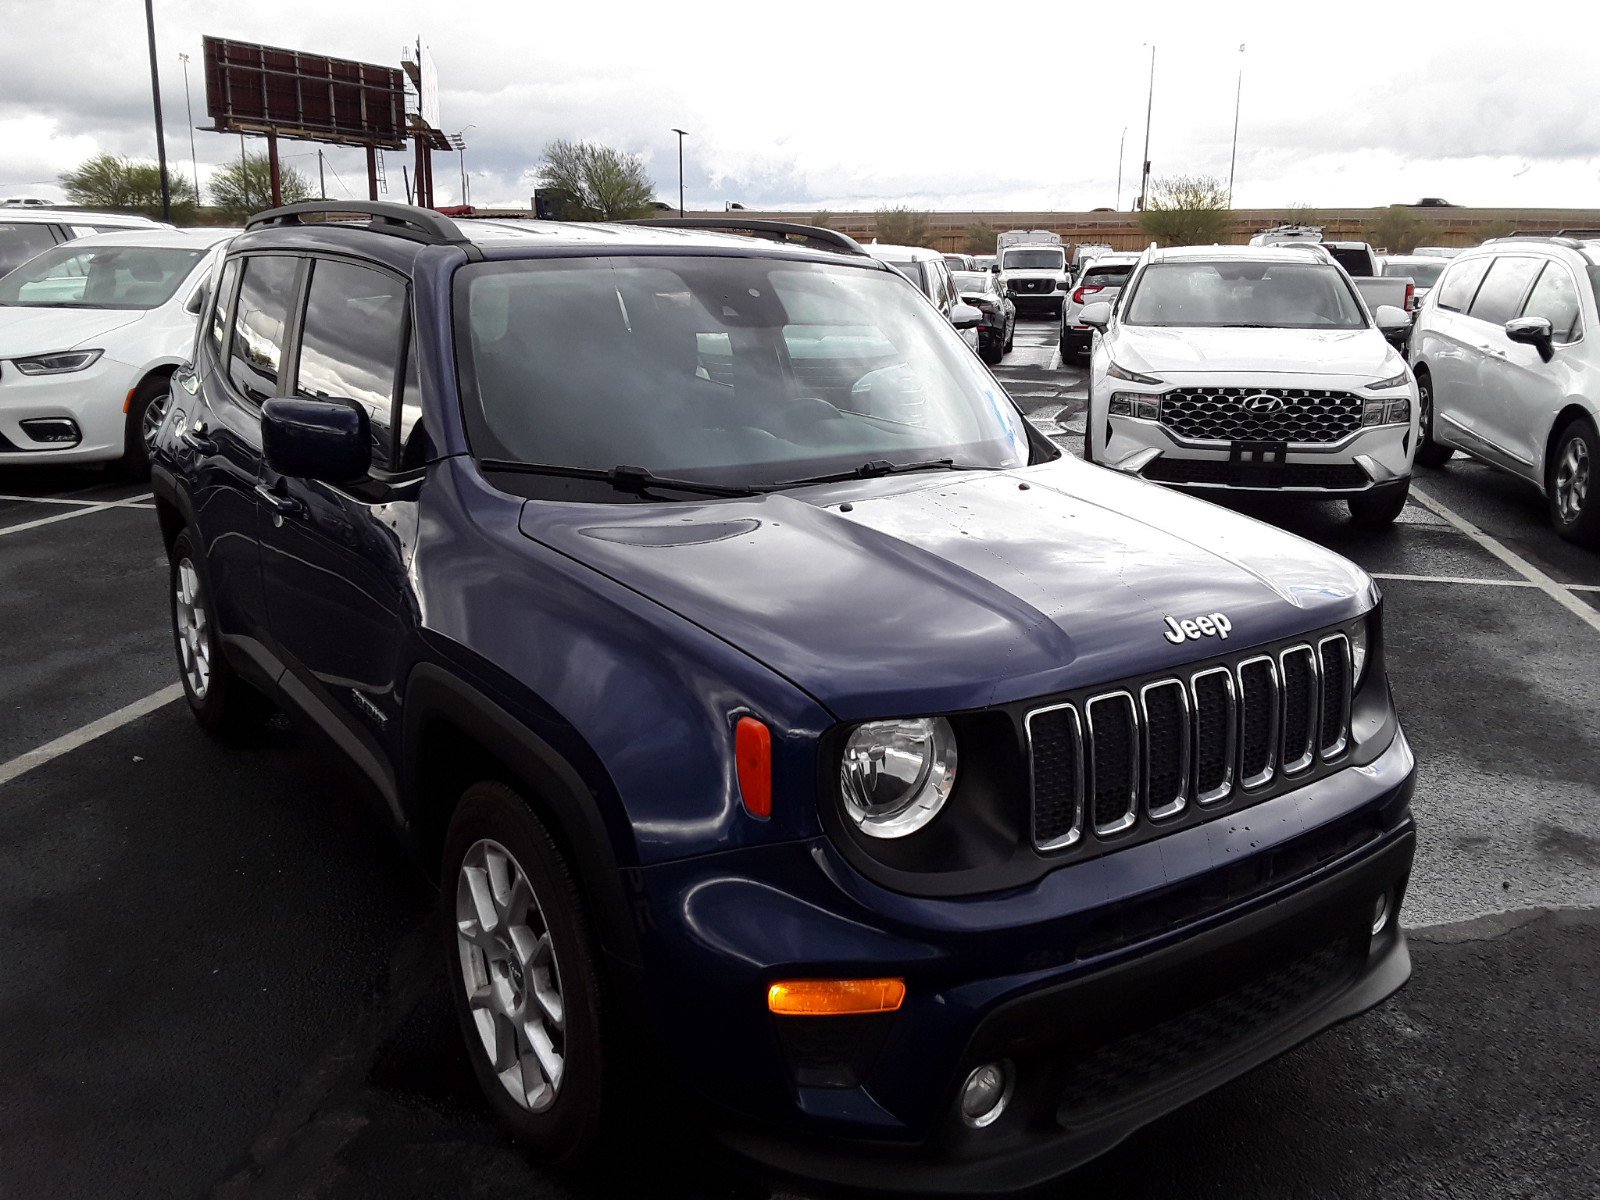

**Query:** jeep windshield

left=455, top=255, right=1033, bottom=497
left=1122, top=261, right=1367, bottom=330
left=1001, top=250, right=1063, bottom=271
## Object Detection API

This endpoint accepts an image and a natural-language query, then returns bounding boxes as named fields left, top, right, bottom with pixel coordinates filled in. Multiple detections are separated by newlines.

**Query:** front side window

left=0, top=243, right=203, bottom=309
left=207, top=257, right=241, bottom=361
left=1520, top=263, right=1583, bottom=344
left=1122, top=261, right=1366, bottom=329
left=295, top=259, right=408, bottom=465
left=1002, top=249, right=1064, bottom=272
left=455, top=255, right=1031, bottom=495
left=1434, top=256, right=1491, bottom=312
left=1468, top=256, right=1542, bottom=326
left=228, top=256, right=299, bottom=404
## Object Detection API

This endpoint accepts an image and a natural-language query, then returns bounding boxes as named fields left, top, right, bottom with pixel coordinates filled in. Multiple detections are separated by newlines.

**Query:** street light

left=458, top=123, right=476, bottom=206
left=143, top=0, right=172, bottom=221
left=1227, top=44, right=1246, bottom=206
left=671, top=128, right=687, bottom=219
left=179, top=53, right=199, bottom=207
left=1137, top=44, right=1155, bottom=212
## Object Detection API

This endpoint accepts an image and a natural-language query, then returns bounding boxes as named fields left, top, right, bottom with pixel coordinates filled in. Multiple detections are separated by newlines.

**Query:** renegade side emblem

left=1240, top=393, right=1285, bottom=413
left=1163, top=613, right=1233, bottom=644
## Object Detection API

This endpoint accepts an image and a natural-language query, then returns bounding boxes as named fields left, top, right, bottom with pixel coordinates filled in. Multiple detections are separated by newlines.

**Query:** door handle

left=177, top=419, right=214, bottom=453
left=254, top=481, right=305, bottom=520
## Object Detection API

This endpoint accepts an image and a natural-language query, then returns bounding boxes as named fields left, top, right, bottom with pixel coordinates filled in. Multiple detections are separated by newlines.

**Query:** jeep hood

left=0, top=305, right=147, bottom=357
left=518, top=460, right=1376, bottom=720
left=1114, top=326, right=1399, bottom=378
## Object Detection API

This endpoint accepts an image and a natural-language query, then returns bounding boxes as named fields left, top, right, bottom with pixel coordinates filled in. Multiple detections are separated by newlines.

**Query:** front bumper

left=631, top=730, right=1416, bottom=1194
left=0, top=357, right=137, bottom=464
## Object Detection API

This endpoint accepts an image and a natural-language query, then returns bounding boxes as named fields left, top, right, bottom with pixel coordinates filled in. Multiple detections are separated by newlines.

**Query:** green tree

left=810, top=210, right=834, bottom=227
left=535, top=140, right=656, bottom=222
left=209, top=154, right=314, bottom=222
left=1282, top=203, right=1324, bottom=231
left=875, top=205, right=932, bottom=247
left=964, top=220, right=997, bottom=255
left=1140, top=175, right=1233, bottom=246
left=58, top=153, right=199, bottom=222
left=1368, top=205, right=1428, bottom=253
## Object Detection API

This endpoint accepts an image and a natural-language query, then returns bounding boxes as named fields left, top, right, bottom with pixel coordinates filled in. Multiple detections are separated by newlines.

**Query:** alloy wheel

left=456, top=838, right=566, bottom=1113
left=173, top=557, right=211, bottom=700
left=141, top=388, right=168, bottom=448
left=1554, top=436, right=1590, bottom=523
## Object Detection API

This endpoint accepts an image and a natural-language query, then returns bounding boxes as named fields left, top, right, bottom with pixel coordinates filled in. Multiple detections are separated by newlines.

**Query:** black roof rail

left=621, top=217, right=869, bottom=257
left=1556, top=228, right=1600, bottom=239
left=244, top=200, right=470, bottom=246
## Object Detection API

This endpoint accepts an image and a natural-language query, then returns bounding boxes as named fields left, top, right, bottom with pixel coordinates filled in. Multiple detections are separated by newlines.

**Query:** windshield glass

left=1082, top=264, right=1133, bottom=288
left=1383, top=260, right=1444, bottom=287
left=456, top=256, right=1032, bottom=492
left=1002, top=249, right=1064, bottom=272
left=1123, top=261, right=1367, bottom=329
left=952, top=271, right=993, bottom=292
left=0, top=243, right=203, bottom=309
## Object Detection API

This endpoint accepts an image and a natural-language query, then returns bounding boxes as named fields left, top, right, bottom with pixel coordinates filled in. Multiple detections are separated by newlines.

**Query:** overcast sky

left=3, top=0, right=1600, bottom=213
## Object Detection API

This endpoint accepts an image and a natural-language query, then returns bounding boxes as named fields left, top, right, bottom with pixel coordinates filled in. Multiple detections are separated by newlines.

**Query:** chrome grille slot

left=1159, top=388, right=1363, bottom=445
left=1028, top=704, right=1084, bottom=850
left=1236, top=656, right=1280, bottom=789
left=1190, top=667, right=1236, bottom=804
left=1318, top=635, right=1353, bottom=759
left=1279, top=645, right=1319, bottom=776
left=1087, top=693, right=1139, bottom=836
left=1140, top=680, right=1189, bottom=820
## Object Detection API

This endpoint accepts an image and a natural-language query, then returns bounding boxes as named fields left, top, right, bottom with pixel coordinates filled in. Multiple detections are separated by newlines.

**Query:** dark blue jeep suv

left=150, top=203, right=1416, bottom=1194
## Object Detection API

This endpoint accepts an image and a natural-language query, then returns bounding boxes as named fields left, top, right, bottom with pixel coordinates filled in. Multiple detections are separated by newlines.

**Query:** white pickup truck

left=1250, top=226, right=1413, bottom=327
left=996, top=229, right=1070, bottom=315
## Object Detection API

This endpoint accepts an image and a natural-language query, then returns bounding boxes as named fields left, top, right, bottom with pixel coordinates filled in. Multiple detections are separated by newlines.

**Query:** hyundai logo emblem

left=1240, top=393, right=1286, bottom=413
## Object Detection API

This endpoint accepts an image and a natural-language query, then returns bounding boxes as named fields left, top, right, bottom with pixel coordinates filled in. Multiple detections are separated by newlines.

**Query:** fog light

left=1372, top=892, right=1391, bottom=936
left=19, top=417, right=80, bottom=445
left=959, top=1060, right=1013, bottom=1128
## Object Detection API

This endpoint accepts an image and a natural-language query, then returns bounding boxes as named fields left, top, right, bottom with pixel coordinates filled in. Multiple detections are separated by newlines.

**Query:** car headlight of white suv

left=1108, top=393, right=1161, bottom=419
left=11, top=349, right=104, bottom=375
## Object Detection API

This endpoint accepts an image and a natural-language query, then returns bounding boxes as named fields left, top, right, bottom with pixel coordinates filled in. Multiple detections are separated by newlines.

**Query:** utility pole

left=1227, top=44, right=1245, bottom=207
left=143, top=0, right=172, bottom=221
left=1116, top=126, right=1126, bottom=210
left=179, top=53, right=199, bottom=206
left=1137, top=44, right=1155, bottom=212
left=671, top=128, right=687, bottom=218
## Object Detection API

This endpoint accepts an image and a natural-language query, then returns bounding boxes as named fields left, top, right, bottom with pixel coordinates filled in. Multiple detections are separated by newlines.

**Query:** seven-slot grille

left=1159, top=388, right=1363, bottom=445
left=1028, top=634, right=1354, bottom=850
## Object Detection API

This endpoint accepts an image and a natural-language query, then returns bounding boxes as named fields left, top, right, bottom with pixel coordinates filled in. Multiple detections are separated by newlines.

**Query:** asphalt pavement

left=1, top=318, right=1596, bottom=1199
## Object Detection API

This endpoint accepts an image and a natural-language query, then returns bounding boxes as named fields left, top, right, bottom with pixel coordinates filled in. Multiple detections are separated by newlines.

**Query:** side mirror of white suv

left=1078, top=301, right=1113, bottom=330
left=1373, top=305, right=1410, bottom=332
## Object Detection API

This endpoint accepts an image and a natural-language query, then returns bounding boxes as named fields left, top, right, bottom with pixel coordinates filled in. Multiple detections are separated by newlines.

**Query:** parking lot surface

left=2, top=317, right=1597, bottom=1198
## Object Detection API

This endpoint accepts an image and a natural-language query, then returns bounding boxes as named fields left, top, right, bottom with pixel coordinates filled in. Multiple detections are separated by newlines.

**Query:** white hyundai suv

left=0, top=227, right=234, bottom=474
left=1409, top=235, right=1600, bottom=545
left=1080, top=244, right=1418, bottom=525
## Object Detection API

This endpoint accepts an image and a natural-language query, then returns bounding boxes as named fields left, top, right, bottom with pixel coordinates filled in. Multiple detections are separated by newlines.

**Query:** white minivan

left=1080, top=244, right=1418, bottom=525
left=1409, top=236, right=1600, bottom=545
left=0, top=227, right=234, bottom=474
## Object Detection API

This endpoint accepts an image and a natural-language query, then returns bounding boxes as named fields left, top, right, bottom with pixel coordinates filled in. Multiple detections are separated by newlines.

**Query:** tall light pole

left=671, top=128, right=687, bottom=219
left=1227, top=44, right=1245, bottom=207
left=143, top=0, right=172, bottom=221
left=179, top=52, right=199, bottom=206
left=1116, top=126, right=1127, bottom=210
left=459, top=123, right=476, bottom=206
left=1137, top=44, right=1156, bottom=212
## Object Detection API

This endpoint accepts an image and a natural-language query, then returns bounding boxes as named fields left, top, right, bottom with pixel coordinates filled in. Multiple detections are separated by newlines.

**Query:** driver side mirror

left=951, top=302, right=983, bottom=331
left=1373, top=304, right=1411, bottom=346
left=262, top=395, right=371, bottom=483
left=1505, top=315, right=1555, bottom=362
left=184, top=279, right=210, bottom=316
left=1078, top=301, right=1113, bottom=330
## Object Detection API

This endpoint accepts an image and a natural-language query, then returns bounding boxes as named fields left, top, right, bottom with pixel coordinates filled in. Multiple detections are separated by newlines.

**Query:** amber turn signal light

left=735, top=716, right=772, bottom=818
left=767, top=978, right=906, bottom=1016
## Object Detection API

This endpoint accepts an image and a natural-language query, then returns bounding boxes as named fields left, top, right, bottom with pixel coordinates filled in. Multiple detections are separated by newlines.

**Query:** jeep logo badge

left=1163, top=612, right=1233, bottom=644
left=1240, top=393, right=1285, bottom=413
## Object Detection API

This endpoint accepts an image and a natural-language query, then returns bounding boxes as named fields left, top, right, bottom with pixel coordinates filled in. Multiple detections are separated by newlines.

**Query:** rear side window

left=1521, top=264, right=1583, bottom=344
left=1434, top=257, right=1489, bottom=312
left=207, top=258, right=241, bottom=361
left=1468, top=257, right=1542, bottom=326
left=228, top=256, right=299, bottom=405
left=294, top=260, right=408, bottom=467
left=0, top=222, right=60, bottom=277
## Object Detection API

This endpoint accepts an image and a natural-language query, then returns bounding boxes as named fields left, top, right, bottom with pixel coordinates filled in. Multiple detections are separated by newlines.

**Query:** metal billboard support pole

left=143, top=0, right=172, bottom=221
left=267, top=130, right=282, bottom=207
left=672, top=128, right=687, bottom=218
left=367, top=145, right=379, bottom=201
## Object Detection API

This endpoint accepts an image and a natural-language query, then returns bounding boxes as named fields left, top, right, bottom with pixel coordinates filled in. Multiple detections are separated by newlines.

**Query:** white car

left=1409, top=235, right=1600, bottom=544
left=1080, top=244, right=1418, bottom=525
left=1059, top=252, right=1139, bottom=359
left=0, top=227, right=234, bottom=474
left=0, top=207, right=166, bottom=278
left=864, top=243, right=983, bottom=353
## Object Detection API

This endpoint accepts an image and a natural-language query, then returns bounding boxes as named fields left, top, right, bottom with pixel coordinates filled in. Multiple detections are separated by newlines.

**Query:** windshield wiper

left=773, top=457, right=986, bottom=489
left=1218, top=322, right=1273, bottom=328
left=478, top=459, right=759, bottom=498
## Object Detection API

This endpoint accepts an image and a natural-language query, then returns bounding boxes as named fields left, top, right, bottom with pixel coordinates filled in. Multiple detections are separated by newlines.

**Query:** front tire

left=1348, top=481, right=1410, bottom=527
left=1414, top=370, right=1454, bottom=467
left=980, top=340, right=1003, bottom=365
left=1548, top=416, right=1600, bottom=547
left=443, top=782, right=609, bottom=1166
left=168, top=531, right=269, bottom=732
left=121, top=373, right=172, bottom=479
left=1003, top=318, right=1015, bottom=352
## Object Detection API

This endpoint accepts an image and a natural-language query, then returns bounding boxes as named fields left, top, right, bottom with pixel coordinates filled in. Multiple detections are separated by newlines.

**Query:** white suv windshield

left=1002, top=249, right=1064, bottom=271
left=456, top=256, right=1032, bottom=490
left=0, top=243, right=203, bottom=310
left=1123, top=261, right=1366, bottom=330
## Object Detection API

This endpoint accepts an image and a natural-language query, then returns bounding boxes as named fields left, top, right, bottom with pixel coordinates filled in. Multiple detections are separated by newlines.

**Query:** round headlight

left=839, top=717, right=958, bottom=839
left=1349, top=617, right=1370, bottom=686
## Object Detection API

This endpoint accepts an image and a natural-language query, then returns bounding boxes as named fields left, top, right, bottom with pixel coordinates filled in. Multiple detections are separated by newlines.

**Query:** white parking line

left=0, top=683, right=184, bottom=789
left=1372, top=572, right=1537, bottom=587
left=0, top=493, right=154, bottom=538
left=1409, top=484, right=1600, bottom=635
left=0, top=493, right=156, bottom=508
